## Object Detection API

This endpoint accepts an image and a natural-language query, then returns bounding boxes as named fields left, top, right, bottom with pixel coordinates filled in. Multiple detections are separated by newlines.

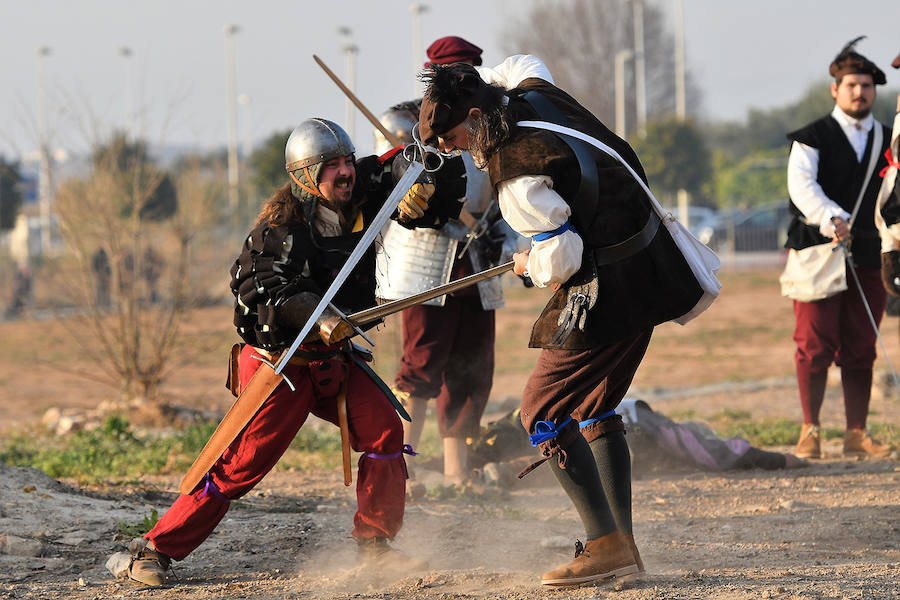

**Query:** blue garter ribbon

left=532, top=219, right=576, bottom=242
left=529, top=417, right=574, bottom=446
left=579, top=410, right=617, bottom=429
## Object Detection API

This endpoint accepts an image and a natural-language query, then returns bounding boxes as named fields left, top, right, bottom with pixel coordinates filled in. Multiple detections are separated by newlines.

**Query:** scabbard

left=337, top=376, right=352, bottom=486
left=179, top=355, right=285, bottom=495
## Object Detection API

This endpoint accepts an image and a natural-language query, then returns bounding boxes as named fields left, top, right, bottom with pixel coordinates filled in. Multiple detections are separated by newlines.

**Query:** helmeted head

left=424, top=36, right=483, bottom=68
left=285, top=118, right=356, bottom=205
left=829, top=37, right=884, bottom=119
left=373, top=101, right=420, bottom=155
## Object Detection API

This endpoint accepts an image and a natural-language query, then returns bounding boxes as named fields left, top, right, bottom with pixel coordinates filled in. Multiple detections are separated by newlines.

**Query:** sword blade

left=274, top=161, right=424, bottom=374
left=348, top=261, right=514, bottom=326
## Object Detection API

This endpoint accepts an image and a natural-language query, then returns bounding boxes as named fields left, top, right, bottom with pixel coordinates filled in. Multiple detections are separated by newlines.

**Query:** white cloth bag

left=517, top=120, right=722, bottom=325
left=779, top=244, right=847, bottom=302
left=779, top=123, right=882, bottom=302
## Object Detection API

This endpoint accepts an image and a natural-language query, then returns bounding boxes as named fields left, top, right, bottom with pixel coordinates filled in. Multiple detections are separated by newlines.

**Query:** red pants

left=793, top=266, right=886, bottom=429
left=147, top=344, right=407, bottom=561
left=394, top=296, right=495, bottom=439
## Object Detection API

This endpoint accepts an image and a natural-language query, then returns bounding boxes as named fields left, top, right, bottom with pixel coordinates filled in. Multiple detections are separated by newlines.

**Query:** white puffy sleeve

left=497, top=175, right=583, bottom=287
left=476, top=54, right=554, bottom=90
left=877, top=112, right=900, bottom=252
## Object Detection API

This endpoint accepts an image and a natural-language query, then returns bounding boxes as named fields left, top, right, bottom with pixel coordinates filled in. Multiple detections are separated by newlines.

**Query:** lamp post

left=337, top=27, right=358, bottom=139
left=673, top=0, right=689, bottom=228
left=224, top=24, right=241, bottom=216
left=118, top=46, right=133, bottom=139
left=632, top=0, right=647, bottom=137
left=410, top=2, right=429, bottom=96
left=615, top=49, right=633, bottom=139
left=36, top=46, right=53, bottom=256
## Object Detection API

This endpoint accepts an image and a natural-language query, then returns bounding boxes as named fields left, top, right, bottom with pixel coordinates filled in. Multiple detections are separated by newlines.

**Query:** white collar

left=831, top=105, right=874, bottom=132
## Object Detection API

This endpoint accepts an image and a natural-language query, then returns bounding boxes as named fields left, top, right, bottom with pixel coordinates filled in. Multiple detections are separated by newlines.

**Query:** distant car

left=663, top=205, right=718, bottom=245
left=710, top=202, right=792, bottom=252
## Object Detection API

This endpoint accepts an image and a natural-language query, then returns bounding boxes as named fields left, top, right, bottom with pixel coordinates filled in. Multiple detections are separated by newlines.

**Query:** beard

left=843, top=100, right=872, bottom=119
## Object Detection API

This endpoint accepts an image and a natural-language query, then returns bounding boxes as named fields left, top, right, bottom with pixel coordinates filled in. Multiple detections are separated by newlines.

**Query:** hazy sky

left=1, top=0, right=898, bottom=159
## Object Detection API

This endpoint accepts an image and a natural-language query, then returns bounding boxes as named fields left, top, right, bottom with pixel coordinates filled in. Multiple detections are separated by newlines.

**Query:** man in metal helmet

left=374, top=37, right=521, bottom=486
left=115, top=118, right=449, bottom=586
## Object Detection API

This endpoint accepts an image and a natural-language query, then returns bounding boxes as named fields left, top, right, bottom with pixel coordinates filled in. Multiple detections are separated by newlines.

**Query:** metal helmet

left=284, top=118, right=355, bottom=172
left=373, top=106, right=418, bottom=155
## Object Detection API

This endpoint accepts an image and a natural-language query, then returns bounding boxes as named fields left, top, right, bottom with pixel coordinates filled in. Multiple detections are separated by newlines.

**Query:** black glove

left=881, top=251, right=900, bottom=296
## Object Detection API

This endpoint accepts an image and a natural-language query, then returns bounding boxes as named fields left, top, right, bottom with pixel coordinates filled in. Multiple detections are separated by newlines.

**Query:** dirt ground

left=1, top=261, right=900, bottom=599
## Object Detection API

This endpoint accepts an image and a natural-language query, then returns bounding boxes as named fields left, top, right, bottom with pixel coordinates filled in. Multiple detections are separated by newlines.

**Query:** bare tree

left=52, top=138, right=222, bottom=405
left=503, top=0, right=703, bottom=136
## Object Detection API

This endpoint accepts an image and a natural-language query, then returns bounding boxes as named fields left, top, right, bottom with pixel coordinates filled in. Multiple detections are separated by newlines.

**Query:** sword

left=312, top=54, right=479, bottom=231
left=346, top=261, right=514, bottom=328
left=839, top=244, right=900, bottom=392
left=274, top=162, right=424, bottom=375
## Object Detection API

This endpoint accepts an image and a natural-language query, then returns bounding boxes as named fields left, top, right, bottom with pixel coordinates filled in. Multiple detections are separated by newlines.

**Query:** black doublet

left=785, top=115, right=890, bottom=269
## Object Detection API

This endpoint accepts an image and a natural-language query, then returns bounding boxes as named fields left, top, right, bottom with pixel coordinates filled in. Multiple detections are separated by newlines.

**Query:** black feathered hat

left=829, top=36, right=886, bottom=84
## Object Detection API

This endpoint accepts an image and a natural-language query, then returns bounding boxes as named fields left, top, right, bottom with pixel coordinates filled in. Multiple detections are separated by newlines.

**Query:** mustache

left=334, top=175, right=354, bottom=187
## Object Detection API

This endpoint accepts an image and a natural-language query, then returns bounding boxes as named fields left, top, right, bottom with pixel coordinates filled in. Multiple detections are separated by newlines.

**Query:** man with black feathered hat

left=785, top=37, right=893, bottom=461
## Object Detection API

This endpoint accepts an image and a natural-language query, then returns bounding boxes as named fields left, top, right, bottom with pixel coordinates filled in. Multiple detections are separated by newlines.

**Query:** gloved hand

left=881, top=250, right=900, bottom=296
left=398, top=182, right=435, bottom=222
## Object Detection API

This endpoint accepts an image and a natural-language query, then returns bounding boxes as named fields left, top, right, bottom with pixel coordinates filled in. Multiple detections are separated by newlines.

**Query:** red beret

left=425, top=36, right=483, bottom=67
left=892, top=52, right=900, bottom=69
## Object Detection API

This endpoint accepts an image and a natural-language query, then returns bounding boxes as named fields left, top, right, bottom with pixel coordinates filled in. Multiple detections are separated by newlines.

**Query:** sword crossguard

left=249, top=354, right=296, bottom=391
left=406, top=123, right=455, bottom=173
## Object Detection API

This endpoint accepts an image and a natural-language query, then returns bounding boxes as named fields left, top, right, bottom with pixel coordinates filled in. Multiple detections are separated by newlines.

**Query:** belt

left=591, top=211, right=660, bottom=266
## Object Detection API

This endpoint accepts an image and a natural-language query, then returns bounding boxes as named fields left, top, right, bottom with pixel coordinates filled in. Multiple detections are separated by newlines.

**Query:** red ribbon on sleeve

left=880, top=148, right=899, bottom=178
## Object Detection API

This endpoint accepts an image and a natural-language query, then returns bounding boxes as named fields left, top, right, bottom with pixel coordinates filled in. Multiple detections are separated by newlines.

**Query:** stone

left=0, top=533, right=44, bottom=557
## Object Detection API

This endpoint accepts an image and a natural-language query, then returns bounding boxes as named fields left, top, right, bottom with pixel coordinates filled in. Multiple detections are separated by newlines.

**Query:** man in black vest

left=785, top=38, right=892, bottom=460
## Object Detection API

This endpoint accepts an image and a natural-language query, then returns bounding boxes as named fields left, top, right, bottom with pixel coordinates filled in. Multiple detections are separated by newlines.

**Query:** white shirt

left=477, top=54, right=581, bottom=287
left=786, top=105, right=874, bottom=239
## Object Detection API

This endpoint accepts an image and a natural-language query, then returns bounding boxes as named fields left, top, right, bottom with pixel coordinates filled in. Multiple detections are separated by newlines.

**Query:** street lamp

left=615, top=49, right=633, bottom=139
left=674, top=0, right=686, bottom=120
left=337, top=27, right=358, bottom=139
left=36, top=45, right=53, bottom=255
left=118, top=46, right=133, bottom=138
left=632, top=0, right=647, bottom=137
left=224, top=24, right=241, bottom=215
left=410, top=2, right=429, bottom=96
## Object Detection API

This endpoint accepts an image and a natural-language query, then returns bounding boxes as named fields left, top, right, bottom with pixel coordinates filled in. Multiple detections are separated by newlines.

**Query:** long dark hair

left=467, top=85, right=512, bottom=167
left=255, top=182, right=305, bottom=228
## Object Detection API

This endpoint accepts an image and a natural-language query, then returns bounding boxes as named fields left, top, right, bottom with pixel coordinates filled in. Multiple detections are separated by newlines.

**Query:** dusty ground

left=1, top=260, right=900, bottom=599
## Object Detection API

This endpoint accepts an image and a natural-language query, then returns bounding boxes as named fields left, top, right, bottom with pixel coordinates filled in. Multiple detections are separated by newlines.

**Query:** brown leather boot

left=357, top=537, right=428, bottom=573
left=126, top=538, right=170, bottom=586
left=794, top=423, right=821, bottom=459
left=625, top=534, right=645, bottom=574
left=843, top=429, right=894, bottom=458
left=541, top=531, right=639, bottom=587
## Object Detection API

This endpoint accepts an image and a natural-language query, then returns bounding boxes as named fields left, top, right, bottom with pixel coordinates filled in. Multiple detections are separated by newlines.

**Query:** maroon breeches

left=147, top=344, right=407, bottom=560
left=521, top=329, right=653, bottom=445
left=793, top=266, right=886, bottom=429
left=394, top=296, right=495, bottom=439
